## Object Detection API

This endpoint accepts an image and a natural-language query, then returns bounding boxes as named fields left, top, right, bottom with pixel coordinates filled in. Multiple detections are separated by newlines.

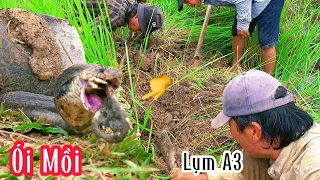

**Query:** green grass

left=0, top=0, right=319, bottom=179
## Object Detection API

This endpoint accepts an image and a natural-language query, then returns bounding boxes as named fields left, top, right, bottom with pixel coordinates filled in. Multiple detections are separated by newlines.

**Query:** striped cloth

left=85, top=0, right=138, bottom=30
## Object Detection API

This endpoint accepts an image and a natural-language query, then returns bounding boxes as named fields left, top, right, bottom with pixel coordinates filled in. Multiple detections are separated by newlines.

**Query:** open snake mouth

left=80, top=78, right=109, bottom=112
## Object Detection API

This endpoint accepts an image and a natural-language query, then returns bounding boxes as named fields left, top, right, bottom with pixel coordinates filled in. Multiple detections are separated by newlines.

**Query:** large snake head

left=54, top=64, right=132, bottom=143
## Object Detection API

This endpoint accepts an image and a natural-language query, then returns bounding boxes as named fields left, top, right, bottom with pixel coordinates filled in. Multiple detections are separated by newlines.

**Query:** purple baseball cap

left=211, top=69, right=296, bottom=129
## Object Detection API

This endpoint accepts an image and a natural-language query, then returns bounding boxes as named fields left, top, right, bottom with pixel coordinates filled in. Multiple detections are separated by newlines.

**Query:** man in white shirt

left=177, top=0, right=284, bottom=75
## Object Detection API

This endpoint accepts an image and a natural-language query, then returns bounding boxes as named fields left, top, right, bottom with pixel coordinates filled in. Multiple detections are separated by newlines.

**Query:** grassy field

left=0, top=0, right=319, bottom=179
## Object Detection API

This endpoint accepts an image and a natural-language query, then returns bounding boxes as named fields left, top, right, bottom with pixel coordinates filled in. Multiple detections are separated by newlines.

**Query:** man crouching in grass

left=171, top=70, right=320, bottom=179
left=177, top=0, right=284, bottom=75
left=85, top=0, right=163, bottom=36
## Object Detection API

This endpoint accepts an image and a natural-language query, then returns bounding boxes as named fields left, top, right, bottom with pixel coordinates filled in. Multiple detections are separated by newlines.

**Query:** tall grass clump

left=274, top=0, right=319, bottom=122
left=148, top=0, right=235, bottom=55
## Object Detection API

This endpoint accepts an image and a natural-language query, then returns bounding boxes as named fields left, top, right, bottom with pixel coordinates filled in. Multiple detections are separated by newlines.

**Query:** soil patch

left=117, top=34, right=238, bottom=175
left=0, top=8, right=63, bottom=80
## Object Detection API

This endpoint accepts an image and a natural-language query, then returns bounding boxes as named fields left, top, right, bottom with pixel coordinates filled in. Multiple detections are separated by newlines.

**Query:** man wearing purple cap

left=171, top=69, right=320, bottom=179
left=177, top=0, right=284, bottom=75
left=85, top=0, right=164, bottom=35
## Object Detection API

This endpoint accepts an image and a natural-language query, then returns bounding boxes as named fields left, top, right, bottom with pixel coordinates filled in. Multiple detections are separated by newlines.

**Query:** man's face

left=184, top=0, right=202, bottom=7
left=228, top=119, right=271, bottom=158
left=128, top=14, right=142, bottom=34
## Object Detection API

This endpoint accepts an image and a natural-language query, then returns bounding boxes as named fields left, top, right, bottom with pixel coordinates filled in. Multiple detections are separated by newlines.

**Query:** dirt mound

left=130, top=69, right=235, bottom=170
left=0, top=8, right=63, bottom=80
left=117, top=34, right=236, bottom=175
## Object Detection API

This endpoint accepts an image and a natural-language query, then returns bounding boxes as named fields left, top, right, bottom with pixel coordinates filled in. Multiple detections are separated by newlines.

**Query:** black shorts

left=232, top=0, right=285, bottom=49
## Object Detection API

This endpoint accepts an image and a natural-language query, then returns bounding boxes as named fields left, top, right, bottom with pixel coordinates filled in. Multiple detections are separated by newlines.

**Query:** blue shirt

left=203, top=0, right=271, bottom=30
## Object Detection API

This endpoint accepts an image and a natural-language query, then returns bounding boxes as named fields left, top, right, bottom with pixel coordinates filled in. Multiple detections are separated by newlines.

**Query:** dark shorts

left=232, top=0, right=285, bottom=49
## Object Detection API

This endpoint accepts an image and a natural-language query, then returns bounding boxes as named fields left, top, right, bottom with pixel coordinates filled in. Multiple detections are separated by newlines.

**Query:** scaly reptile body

left=0, top=9, right=132, bottom=143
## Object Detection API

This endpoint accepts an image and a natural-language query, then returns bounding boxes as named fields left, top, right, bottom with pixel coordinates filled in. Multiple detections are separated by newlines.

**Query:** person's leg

left=231, top=36, right=245, bottom=72
left=257, top=0, right=285, bottom=75
left=261, top=47, right=277, bottom=74
left=224, top=17, right=257, bottom=72
left=242, top=150, right=271, bottom=180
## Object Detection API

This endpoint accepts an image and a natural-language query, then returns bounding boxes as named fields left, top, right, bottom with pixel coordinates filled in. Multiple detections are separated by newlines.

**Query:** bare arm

left=207, top=170, right=244, bottom=180
left=170, top=169, right=208, bottom=180
left=170, top=168, right=244, bottom=180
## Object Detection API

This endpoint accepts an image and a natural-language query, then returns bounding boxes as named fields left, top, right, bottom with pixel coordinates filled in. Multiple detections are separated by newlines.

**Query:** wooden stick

left=194, top=5, right=212, bottom=58
left=156, top=129, right=178, bottom=170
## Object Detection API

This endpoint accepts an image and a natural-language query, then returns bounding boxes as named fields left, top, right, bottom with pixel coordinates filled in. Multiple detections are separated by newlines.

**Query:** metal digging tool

left=194, top=5, right=212, bottom=58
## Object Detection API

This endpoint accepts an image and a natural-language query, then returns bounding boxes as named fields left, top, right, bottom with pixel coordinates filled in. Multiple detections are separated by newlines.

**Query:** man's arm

left=170, top=168, right=244, bottom=180
left=170, top=169, right=208, bottom=180
left=207, top=170, right=244, bottom=180
left=231, top=0, right=252, bottom=31
left=203, top=0, right=252, bottom=30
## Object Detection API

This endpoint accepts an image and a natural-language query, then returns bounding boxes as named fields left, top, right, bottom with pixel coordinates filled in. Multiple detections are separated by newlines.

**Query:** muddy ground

left=115, top=33, right=241, bottom=176
left=0, top=8, right=64, bottom=80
